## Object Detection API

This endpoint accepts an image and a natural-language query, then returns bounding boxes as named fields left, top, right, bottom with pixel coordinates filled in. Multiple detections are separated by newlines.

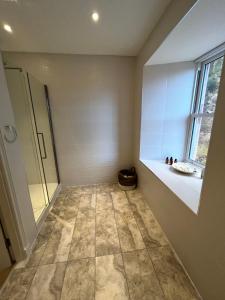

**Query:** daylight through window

left=188, top=53, right=224, bottom=165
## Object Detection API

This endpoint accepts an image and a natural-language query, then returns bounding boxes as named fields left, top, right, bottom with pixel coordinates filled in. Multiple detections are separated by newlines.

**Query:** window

left=188, top=52, right=224, bottom=166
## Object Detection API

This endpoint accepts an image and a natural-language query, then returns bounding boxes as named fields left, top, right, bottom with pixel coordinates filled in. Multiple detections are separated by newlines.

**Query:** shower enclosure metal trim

left=27, top=72, right=60, bottom=204
left=44, top=85, right=60, bottom=184
left=27, top=73, right=50, bottom=202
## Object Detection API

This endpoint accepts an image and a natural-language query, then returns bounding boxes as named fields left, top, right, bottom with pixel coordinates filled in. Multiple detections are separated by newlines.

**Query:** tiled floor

left=0, top=184, right=201, bottom=300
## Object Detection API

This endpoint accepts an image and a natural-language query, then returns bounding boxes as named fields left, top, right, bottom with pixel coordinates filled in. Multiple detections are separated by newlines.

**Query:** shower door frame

left=44, top=85, right=60, bottom=184
left=4, top=67, right=49, bottom=219
left=4, top=67, right=60, bottom=213
left=0, top=57, right=61, bottom=265
left=26, top=73, right=60, bottom=203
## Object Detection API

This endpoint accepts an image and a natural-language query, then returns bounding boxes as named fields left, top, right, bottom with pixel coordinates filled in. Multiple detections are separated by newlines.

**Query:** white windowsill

left=140, top=159, right=203, bottom=214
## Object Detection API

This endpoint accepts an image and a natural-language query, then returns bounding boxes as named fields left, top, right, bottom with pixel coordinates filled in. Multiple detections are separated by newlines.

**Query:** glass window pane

left=201, top=56, right=224, bottom=114
left=190, top=117, right=213, bottom=165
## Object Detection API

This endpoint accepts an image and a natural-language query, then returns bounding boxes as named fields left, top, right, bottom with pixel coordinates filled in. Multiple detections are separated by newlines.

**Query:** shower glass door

left=5, top=68, right=48, bottom=221
left=5, top=68, right=59, bottom=222
left=27, top=73, right=58, bottom=201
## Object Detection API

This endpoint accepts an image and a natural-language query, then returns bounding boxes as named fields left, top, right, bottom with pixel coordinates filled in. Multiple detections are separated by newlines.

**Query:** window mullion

left=191, top=113, right=214, bottom=118
left=187, top=49, right=224, bottom=166
left=192, top=65, right=202, bottom=113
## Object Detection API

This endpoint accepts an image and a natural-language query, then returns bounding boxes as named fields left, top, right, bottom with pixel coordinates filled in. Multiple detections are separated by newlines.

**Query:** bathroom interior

left=0, top=0, right=225, bottom=299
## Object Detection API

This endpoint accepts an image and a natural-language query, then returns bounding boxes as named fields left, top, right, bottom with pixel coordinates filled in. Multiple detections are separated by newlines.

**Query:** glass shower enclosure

left=5, top=68, right=59, bottom=222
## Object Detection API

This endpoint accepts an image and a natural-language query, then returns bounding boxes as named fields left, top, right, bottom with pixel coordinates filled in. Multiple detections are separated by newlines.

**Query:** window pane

left=190, top=117, right=213, bottom=165
left=201, top=56, right=224, bottom=114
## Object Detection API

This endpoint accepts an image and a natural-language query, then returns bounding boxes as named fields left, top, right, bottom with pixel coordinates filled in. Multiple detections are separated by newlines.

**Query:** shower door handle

left=37, top=132, right=47, bottom=159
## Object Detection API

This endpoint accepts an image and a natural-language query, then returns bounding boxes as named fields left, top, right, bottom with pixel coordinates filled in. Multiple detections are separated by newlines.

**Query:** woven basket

left=118, top=167, right=137, bottom=190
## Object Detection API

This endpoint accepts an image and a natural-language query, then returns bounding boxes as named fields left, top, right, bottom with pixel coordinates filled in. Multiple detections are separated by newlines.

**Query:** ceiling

left=0, top=0, right=171, bottom=56
left=147, top=0, right=225, bottom=65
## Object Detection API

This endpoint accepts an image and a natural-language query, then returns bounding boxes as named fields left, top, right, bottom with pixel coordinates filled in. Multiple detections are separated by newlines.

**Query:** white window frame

left=186, top=45, right=225, bottom=167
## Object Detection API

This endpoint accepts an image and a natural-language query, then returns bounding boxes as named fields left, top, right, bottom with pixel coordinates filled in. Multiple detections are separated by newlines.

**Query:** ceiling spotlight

left=92, top=11, right=99, bottom=23
left=3, top=24, right=13, bottom=33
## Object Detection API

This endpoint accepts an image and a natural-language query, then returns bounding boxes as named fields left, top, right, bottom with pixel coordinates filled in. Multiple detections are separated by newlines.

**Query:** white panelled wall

left=140, top=62, right=195, bottom=161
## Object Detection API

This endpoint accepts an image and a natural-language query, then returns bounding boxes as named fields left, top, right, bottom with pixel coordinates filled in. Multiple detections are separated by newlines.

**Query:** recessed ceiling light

left=92, top=11, right=99, bottom=23
left=3, top=23, right=13, bottom=33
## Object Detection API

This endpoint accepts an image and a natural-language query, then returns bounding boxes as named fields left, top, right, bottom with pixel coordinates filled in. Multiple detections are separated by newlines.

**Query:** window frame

left=186, top=47, right=225, bottom=167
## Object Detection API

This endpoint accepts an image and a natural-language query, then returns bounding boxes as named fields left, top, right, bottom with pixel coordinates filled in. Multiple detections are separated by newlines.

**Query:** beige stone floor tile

left=79, top=194, right=96, bottom=212
left=148, top=246, right=200, bottom=300
left=112, top=191, right=145, bottom=252
left=69, top=208, right=95, bottom=260
left=61, top=258, right=95, bottom=300
left=96, top=192, right=113, bottom=212
left=2, top=185, right=201, bottom=300
left=40, top=220, right=74, bottom=264
left=115, top=210, right=145, bottom=252
left=69, top=185, right=96, bottom=196
left=22, top=221, right=55, bottom=268
left=132, top=208, right=168, bottom=248
left=96, top=208, right=120, bottom=256
left=126, top=189, right=150, bottom=213
left=26, top=263, right=66, bottom=300
left=95, top=183, right=120, bottom=193
left=111, top=190, right=130, bottom=212
left=0, top=267, right=36, bottom=300
left=96, top=254, right=129, bottom=300
left=46, top=194, right=79, bottom=224
left=123, top=249, right=165, bottom=300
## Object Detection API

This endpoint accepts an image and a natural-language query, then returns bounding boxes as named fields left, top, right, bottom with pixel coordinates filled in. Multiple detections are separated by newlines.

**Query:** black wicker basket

left=118, top=167, right=137, bottom=190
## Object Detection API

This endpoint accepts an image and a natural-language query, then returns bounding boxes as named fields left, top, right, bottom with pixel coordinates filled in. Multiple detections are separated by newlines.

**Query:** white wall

left=3, top=53, right=135, bottom=185
left=134, top=0, right=225, bottom=299
left=140, top=62, right=195, bottom=161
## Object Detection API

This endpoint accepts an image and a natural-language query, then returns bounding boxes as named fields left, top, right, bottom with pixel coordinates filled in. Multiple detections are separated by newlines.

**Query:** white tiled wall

left=3, top=53, right=135, bottom=185
left=140, top=62, right=195, bottom=161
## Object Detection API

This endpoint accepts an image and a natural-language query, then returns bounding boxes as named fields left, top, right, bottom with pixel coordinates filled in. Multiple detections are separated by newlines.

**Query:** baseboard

left=167, top=240, right=203, bottom=300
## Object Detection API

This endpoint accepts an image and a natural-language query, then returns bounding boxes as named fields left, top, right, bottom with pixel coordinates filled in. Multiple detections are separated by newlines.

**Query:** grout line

left=125, top=191, right=200, bottom=298
left=7, top=184, right=200, bottom=300
left=57, top=189, right=81, bottom=300
left=125, top=191, right=201, bottom=299
left=146, top=248, right=167, bottom=299
left=64, top=188, right=97, bottom=299
left=25, top=262, right=68, bottom=300
left=6, top=186, right=96, bottom=300
left=24, top=267, right=38, bottom=300
left=24, top=191, right=70, bottom=299
left=122, top=191, right=147, bottom=248
left=160, top=243, right=203, bottom=300
left=110, top=191, right=131, bottom=300
left=125, top=190, right=167, bottom=299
